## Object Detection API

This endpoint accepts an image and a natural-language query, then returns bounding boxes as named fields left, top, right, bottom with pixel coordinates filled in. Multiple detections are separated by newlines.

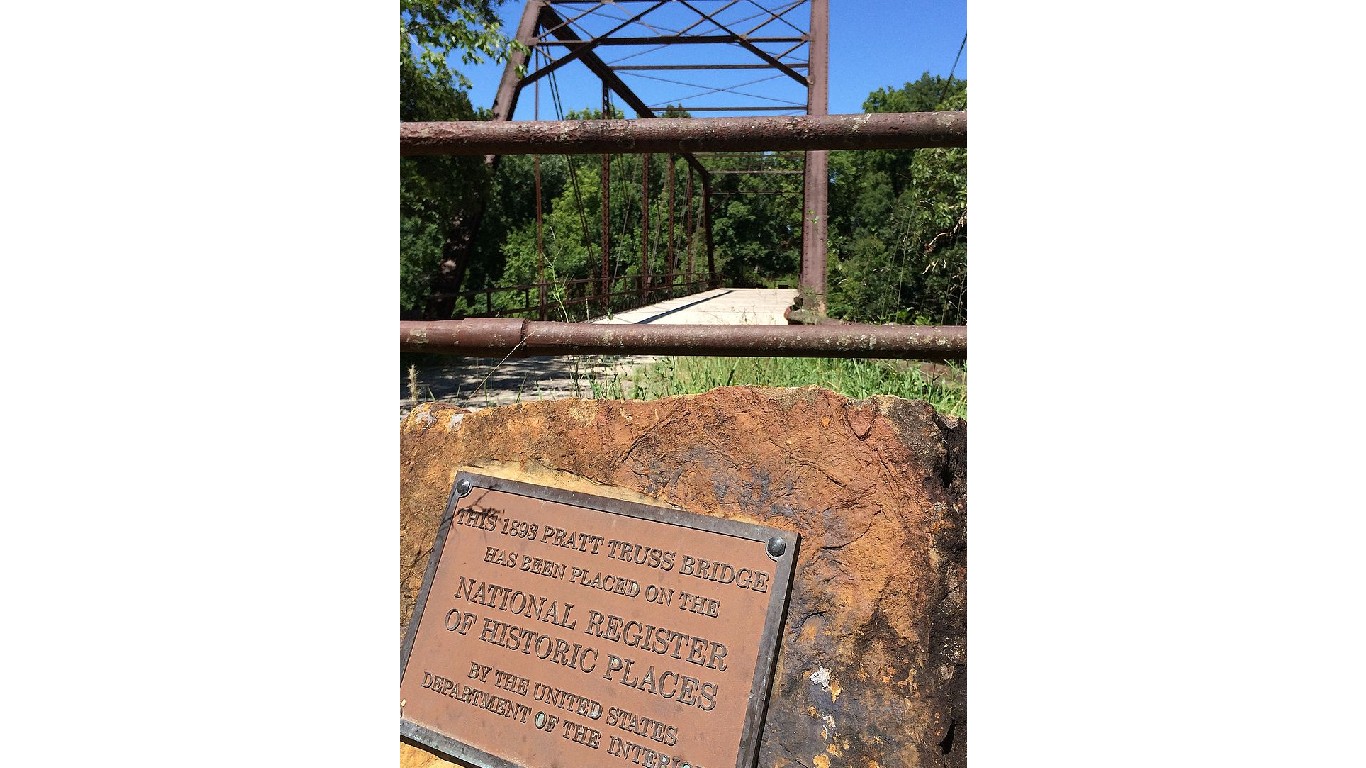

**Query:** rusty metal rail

left=401, top=112, right=966, bottom=157
left=400, top=319, right=966, bottom=360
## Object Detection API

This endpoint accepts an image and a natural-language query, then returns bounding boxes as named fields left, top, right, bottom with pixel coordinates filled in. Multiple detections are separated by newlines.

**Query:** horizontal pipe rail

left=401, top=112, right=967, bottom=157
left=400, top=319, right=966, bottom=360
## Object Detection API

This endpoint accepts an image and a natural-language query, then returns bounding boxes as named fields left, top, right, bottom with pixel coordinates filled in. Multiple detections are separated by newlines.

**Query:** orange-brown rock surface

left=400, top=386, right=965, bottom=768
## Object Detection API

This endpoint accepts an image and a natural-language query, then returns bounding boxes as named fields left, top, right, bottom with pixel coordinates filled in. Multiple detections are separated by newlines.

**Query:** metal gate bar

left=401, top=112, right=967, bottom=156
left=401, top=319, right=966, bottom=360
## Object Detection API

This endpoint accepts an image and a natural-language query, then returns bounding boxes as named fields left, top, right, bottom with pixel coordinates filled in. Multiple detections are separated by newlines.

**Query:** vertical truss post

left=801, top=0, right=830, bottom=315
left=702, top=174, right=717, bottom=289
left=600, top=83, right=611, bottom=310
left=685, top=163, right=696, bottom=286
left=641, top=152, right=651, bottom=304
left=534, top=77, right=546, bottom=321
left=535, top=155, right=546, bottom=320
left=666, top=154, right=676, bottom=296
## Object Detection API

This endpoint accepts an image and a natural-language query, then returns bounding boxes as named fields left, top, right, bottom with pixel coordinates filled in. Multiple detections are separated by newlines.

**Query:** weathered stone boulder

left=400, top=386, right=965, bottom=768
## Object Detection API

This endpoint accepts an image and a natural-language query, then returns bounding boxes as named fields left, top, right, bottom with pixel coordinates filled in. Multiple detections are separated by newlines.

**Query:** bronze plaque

left=401, top=473, right=798, bottom=768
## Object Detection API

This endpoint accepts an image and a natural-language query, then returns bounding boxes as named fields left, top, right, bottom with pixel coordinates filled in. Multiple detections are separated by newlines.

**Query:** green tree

left=494, top=155, right=600, bottom=318
left=400, top=53, right=483, bottom=316
left=400, top=1, right=514, bottom=319
left=490, top=107, right=623, bottom=317
left=709, top=151, right=803, bottom=287
left=827, top=74, right=967, bottom=324
left=482, top=104, right=743, bottom=318
left=401, top=1, right=512, bottom=91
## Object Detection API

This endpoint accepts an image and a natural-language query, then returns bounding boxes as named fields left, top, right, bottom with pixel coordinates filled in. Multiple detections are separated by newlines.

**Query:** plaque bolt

left=766, top=537, right=786, bottom=559
left=456, top=478, right=472, bottom=497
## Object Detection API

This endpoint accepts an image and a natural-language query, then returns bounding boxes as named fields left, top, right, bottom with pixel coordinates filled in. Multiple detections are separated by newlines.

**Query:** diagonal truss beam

left=742, top=0, right=807, bottom=36
left=537, top=4, right=655, bottom=118
left=531, top=4, right=712, bottom=184
left=517, top=1, right=668, bottom=89
left=676, top=0, right=808, bottom=86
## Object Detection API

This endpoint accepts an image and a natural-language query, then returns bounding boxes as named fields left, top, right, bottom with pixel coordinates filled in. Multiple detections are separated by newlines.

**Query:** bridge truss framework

left=489, top=0, right=831, bottom=312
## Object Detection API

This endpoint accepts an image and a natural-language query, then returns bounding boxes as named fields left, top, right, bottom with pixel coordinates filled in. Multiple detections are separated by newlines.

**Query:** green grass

left=591, top=356, right=967, bottom=420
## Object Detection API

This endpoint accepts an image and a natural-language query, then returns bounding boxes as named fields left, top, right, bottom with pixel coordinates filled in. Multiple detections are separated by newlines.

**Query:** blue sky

left=456, top=0, right=967, bottom=119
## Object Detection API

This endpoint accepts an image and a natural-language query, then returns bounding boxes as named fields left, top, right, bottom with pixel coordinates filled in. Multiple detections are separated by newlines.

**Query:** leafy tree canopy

left=826, top=73, right=967, bottom=325
left=400, top=1, right=514, bottom=318
left=401, top=0, right=513, bottom=92
left=863, top=72, right=964, bottom=114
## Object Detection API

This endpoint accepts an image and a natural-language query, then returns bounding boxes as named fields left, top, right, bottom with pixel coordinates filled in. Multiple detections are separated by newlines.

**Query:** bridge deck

left=593, top=288, right=797, bottom=326
left=403, top=288, right=798, bottom=411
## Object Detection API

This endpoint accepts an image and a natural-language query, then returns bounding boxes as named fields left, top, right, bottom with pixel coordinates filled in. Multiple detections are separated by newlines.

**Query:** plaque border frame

left=400, top=471, right=799, bottom=768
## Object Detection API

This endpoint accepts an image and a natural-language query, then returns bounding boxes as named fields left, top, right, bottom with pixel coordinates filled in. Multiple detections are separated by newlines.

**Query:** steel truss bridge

left=401, top=0, right=968, bottom=361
